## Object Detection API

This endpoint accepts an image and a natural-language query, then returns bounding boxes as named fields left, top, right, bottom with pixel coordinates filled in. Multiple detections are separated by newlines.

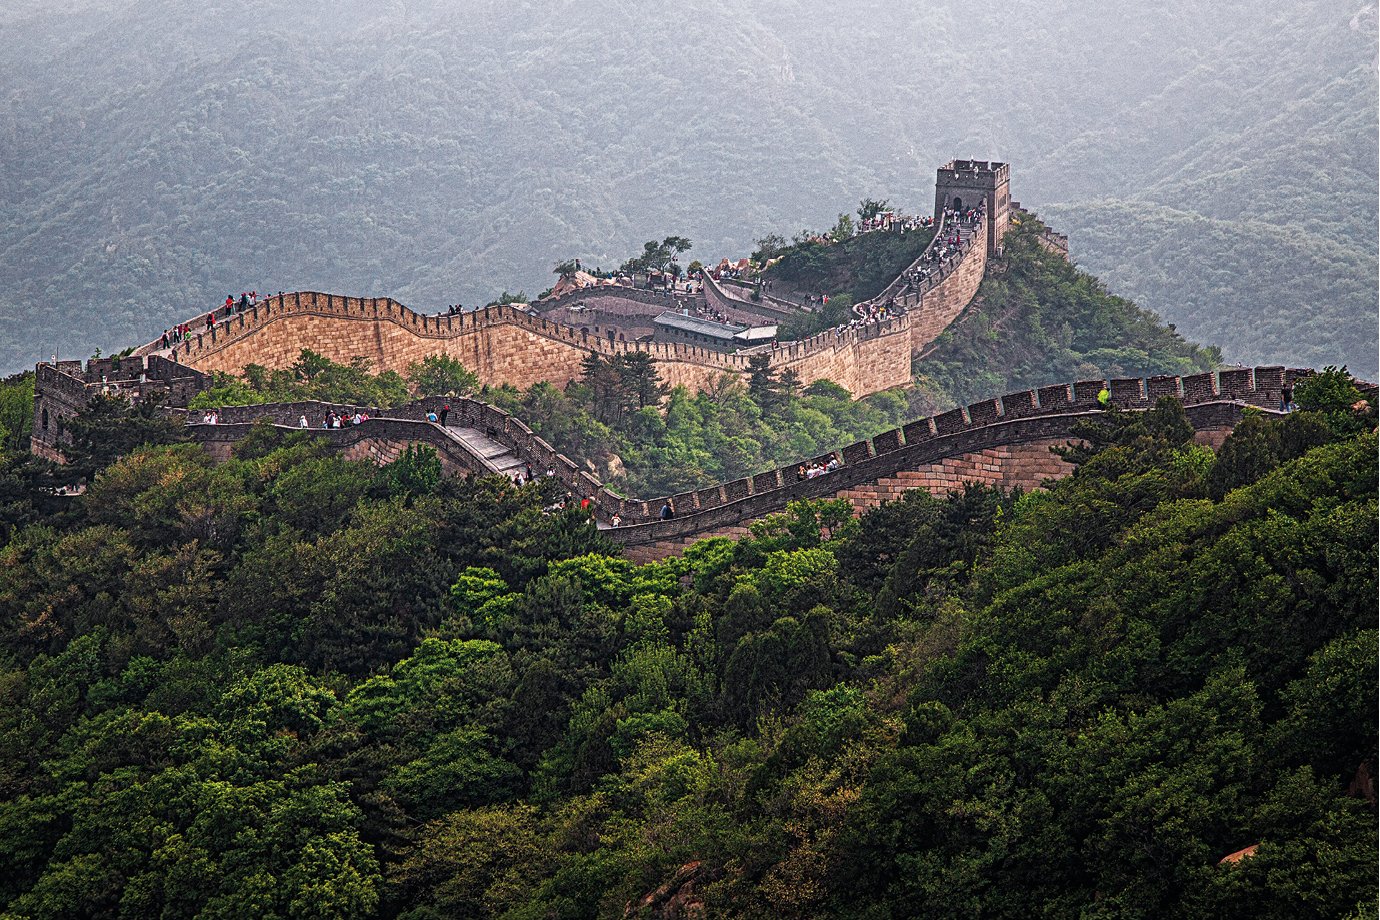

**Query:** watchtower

left=934, top=160, right=1011, bottom=256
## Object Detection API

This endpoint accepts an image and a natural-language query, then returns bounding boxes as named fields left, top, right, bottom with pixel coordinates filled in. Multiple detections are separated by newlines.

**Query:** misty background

left=0, top=0, right=1375, bottom=377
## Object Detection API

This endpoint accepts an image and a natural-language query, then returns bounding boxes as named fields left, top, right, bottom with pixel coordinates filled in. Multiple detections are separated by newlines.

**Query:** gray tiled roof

left=653, top=311, right=746, bottom=340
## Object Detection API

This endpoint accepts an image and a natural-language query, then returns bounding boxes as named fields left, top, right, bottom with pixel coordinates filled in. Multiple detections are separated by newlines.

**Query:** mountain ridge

left=1, top=0, right=1373, bottom=375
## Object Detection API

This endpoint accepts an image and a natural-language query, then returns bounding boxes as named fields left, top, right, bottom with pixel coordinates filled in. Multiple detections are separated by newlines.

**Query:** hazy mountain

left=1, top=0, right=1374, bottom=376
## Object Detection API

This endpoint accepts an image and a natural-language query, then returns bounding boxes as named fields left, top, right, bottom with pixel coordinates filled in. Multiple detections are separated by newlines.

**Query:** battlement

left=94, top=159, right=1018, bottom=404
left=536, top=283, right=702, bottom=316
left=47, top=353, right=209, bottom=389
left=600, top=365, right=1308, bottom=536
left=155, top=365, right=1321, bottom=552
left=36, top=159, right=1059, bottom=468
left=158, top=290, right=891, bottom=371
left=30, top=354, right=211, bottom=461
left=936, top=159, right=1012, bottom=256
left=937, top=160, right=1010, bottom=182
left=135, top=287, right=914, bottom=400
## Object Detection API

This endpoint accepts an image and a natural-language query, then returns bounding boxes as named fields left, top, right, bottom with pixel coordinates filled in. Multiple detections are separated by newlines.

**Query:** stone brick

left=841, top=441, right=873, bottom=464
left=1248, top=366, right=1286, bottom=408
left=1109, top=378, right=1147, bottom=407
left=752, top=470, right=781, bottom=494
left=1072, top=380, right=1106, bottom=405
left=871, top=428, right=903, bottom=453
left=1217, top=368, right=1254, bottom=400
left=902, top=418, right=934, bottom=444
left=1147, top=375, right=1182, bottom=401
left=1181, top=372, right=1217, bottom=404
left=1037, top=383, right=1072, bottom=410
left=1000, top=390, right=1037, bottom=418
left=966, top=398, right=1001, bottom=426
left=696, top=486, right=725, bottom=509
left=933, top=408, right=968, bottom=435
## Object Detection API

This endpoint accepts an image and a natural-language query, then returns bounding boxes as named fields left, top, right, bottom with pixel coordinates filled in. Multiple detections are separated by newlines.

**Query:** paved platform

left=446, top=425, right=525, bottom=479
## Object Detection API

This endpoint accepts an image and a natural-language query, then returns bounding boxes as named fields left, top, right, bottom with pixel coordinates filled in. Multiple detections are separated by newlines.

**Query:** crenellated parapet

left=536, top=283, right=704, bottom=315
left=110, top=159, right=1037, bottom=401
left=30, top=354, right=211, bottom=462
left=935, top=159, right=1012, bottom=255
left=127, top=289, right=913, bottom=399
left=594, top=365, right=1306, bottom=546
left=146, top=365, right=1318, bottom=558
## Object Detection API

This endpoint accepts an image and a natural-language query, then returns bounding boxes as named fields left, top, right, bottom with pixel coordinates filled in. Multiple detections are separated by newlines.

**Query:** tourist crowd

left=310, top=410, right=372, bottom=429
left=796, top=453, right=842, bottom=480
left=159, top=291, right=280, bottom=350
left=160, top=323, right=195, bottom=349
left=856, top=213, right=937, bottom=235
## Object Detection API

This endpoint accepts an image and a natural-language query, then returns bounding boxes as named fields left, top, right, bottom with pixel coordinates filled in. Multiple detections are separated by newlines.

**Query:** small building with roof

left=652, top=311, right=776, bottom=351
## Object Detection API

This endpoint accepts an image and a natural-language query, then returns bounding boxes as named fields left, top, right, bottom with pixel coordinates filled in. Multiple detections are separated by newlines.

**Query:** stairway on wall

left=446, top=424, right=524, bottom=479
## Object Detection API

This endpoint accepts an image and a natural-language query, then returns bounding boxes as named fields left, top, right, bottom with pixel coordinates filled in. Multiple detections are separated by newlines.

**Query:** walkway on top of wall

left=131, top=208, right=986, bottom=381
left=447, top=425, right=524, bottom=479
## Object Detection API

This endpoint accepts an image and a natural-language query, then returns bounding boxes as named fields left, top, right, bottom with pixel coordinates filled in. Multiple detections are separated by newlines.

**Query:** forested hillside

left=914, top=217, right=1218, bottom=409
left=0, top=356, right=1374, bottom=917
left=0, top=0, right=1373, bottom=377
left=178, top=220, right=1216, bottom=497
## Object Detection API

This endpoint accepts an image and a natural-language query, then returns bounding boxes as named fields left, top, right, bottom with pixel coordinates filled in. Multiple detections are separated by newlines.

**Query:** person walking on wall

left=440, top=403, right=450, bottom=426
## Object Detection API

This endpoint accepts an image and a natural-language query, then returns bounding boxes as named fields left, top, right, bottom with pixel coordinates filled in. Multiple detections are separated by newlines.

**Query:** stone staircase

left=446, top=425, right=525, bottom=479
left=854, top=211, right=982, bottom=320
left=446, top=421, right=612, bottom=527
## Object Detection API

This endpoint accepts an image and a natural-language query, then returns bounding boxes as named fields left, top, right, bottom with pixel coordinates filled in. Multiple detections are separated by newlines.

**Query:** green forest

left=0, top=355, right=1375, bottom=917
left=760, top=212, right=933, bottom=296
left=1, top=1, right=1374, bottom=913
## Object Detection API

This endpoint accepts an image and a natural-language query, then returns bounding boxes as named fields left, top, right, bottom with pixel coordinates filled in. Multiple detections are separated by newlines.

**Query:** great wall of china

left=116, top=163, right=994, bottom=397
left=32, top=160, right=1329, bottom=560
left=166, top=366, right=1306, bottom=562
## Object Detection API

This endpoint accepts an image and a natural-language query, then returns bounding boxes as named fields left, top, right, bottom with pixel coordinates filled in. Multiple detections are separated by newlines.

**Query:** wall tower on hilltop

left=935, top=160, right=1011, bottom=256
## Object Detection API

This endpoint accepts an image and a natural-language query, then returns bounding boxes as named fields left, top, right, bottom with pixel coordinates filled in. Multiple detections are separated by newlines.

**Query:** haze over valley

left=1, top=0, right=1375, bottom=377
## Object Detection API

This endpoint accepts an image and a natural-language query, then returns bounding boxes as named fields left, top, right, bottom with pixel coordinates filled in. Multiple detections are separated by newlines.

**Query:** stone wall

left=152, top=366, right=1312, bottom=563
left=153, top=292, right=913, bottom=400
left=620, top=441, right=1070, bottom=563
left=835, top=440, right=1075, bottom=514
left=31, top=363, right=90, bottom=459
left=700, top=272, right=795, bottom=320
left=934, top=160, right=1012, bottom=255
left=539, top=284, right=696, bottom=315
left=187, top=417, right=497, bottom=478
left=31, top=355, right=211, bottom=462
left=908, top=236, right=988, bottom=353
left=539, top=306, right=657, bottom=342
left=599, top=368, right=1296, bottom=550
left=780, top=321, right=914, bottom=395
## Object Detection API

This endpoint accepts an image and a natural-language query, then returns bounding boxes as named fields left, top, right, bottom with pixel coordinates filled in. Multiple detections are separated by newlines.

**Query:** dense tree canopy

left=0, top=367, right=1372, bottom=917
